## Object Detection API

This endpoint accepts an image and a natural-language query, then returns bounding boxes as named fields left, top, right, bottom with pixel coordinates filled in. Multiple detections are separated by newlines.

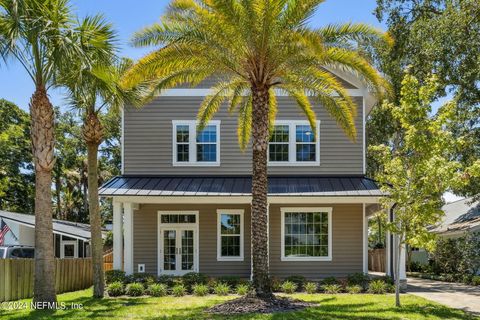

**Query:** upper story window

left=268, top=120, right=320, bottom=166
left=172, top=120, right=220, bottom=166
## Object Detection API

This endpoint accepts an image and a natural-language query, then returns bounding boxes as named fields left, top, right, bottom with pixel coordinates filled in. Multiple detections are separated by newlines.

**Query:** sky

left=0, top=0, right=385, bottom=111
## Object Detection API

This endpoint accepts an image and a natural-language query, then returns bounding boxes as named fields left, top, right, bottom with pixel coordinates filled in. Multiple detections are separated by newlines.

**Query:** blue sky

left=0, top=0, right=384, bottom=111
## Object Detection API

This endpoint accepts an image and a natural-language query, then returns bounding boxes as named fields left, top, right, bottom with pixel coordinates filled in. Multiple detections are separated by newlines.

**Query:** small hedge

left=105, top=270, right=126, bottom=284
left=107, top=281, right=124, bottom=297
left=172, top=284, right=187, bottom=297
left=148, top=283, right=168, bottom=297
left=192, top=283, right=209, bottom=296
left=126, top=282, right=144, bottom=296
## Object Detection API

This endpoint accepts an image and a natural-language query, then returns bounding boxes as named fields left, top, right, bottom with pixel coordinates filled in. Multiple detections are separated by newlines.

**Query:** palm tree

left=0, top=0, right=107, bottom=302
left=124, top=0, right=391, bottom=298
left=59, top=53, right=147, bottom=297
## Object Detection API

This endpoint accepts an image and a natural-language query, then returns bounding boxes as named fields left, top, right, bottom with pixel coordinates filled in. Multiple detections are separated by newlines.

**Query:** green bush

left=105, top=270, right=126, bottom=284
left=322, top=284, right=342, bottom=294
left=305, top=282, right=317, bottom=294
left=148, top=283, right=168, bottom=297
left=347, top=273, right=370, bottom=287
left=281, top=281, right=297, bottom=294
left=107, top=281, right=124, bottom=297
left=368, top=280, right=387, bottom=294
left=236, top=283, right=250, bottom=296
left=104, top=231, right=113, bottom=247
left=192, top=283, right=210, bottom=296
left=271, top=277, right=282, bottom=292
left=217, top=276, right=242, bottom=288
left=346, top=285, right=362, bottom=294
left=386, top=284, right=395, bottom=293
left=213, top=282, right=230, bottom=296
left=182, top=272, right=208, bottom=290
left=285, top=275, right=306, bottom=290
left=321, top=276, right=339, bottom=286
left=472, top=276, right=480, bottom=286
left=125, top=273, right=156, bottom=285
left=157, top=275, right=176, bottom=287
left=172, top=284, right=187, bottom=297
left=126, top=282, right=144, bottom=296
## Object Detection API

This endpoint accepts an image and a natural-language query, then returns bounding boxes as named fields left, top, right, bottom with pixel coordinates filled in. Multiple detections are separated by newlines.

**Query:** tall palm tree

left=0, top=0, right=109, bottom=302
left=59, top=54, right=147, bottom=297
left=124, top=0, right=391, bottom=298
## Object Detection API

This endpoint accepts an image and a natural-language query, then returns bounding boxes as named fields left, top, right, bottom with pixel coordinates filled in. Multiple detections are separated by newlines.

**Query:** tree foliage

left=0, top=99, right=34, bottom=213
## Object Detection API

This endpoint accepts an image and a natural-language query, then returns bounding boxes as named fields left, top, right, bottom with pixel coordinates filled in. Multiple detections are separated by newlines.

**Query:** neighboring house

left=99, top=71, right=404, bottom=280
left=411, top=197, right=480, bottom=265
left=0, top=210, right=104, bottom=258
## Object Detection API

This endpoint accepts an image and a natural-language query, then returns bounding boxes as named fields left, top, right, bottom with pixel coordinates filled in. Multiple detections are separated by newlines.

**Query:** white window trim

left=280, top=207, right=332, bottom=262
left=268, top=120, right=320, bottom=166
left=172, top=120, right=221, bottom=166
left=216, top=209, right=244, bottom=261
left=60, top=238, right=79, bottom=259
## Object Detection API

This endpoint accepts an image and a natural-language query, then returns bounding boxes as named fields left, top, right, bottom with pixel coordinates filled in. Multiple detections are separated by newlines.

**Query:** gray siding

left=269, top=203, right=363, bottom=279
left=124, top=96, right=364, bottom=175
left=133, top=203, right=251, bottom=277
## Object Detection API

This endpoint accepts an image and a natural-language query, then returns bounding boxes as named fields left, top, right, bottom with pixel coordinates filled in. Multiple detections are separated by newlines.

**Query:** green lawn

left=0, top=289, right=475, bottom=320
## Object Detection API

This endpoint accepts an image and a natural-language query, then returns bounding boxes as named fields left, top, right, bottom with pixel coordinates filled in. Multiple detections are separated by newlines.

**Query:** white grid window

left=217, top=210, right=244, bottom=261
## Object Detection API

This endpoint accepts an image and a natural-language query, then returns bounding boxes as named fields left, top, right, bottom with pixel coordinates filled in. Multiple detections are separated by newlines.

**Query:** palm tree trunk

left=30, top=85, right=57, bottom=303
left=250, top=86, right=272, bottom=299
left=83, top=111, right=105, bottom=298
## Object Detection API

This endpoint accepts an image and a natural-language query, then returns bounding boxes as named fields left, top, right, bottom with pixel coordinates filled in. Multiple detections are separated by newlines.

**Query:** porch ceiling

left=99, top=175, right=384, bottom=197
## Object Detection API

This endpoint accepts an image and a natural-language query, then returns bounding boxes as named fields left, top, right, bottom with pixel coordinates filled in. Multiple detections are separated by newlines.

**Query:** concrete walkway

left=408, top=277, right=480, bottom=315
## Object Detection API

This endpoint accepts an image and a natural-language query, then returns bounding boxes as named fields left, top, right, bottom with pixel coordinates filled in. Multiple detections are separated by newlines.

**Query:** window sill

left=217, top=256, right=244, bottom=262
left=268, top=161, right=320, bottom=167
left=172, top=162, right=220, bottom=167
left=281, top=256, right=332, bottom=262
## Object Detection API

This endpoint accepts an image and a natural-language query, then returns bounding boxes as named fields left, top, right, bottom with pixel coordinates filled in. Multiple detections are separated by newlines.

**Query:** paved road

left=408, top=277, right=480, bottom=315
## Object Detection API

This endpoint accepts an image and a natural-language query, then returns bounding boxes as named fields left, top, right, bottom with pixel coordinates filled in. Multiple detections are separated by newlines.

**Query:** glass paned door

left=160, top=228, right=196, bottom=275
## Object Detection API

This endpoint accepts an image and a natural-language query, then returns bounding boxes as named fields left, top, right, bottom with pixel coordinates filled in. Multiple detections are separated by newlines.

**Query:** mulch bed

left=206, top=296, right=316, bottom=315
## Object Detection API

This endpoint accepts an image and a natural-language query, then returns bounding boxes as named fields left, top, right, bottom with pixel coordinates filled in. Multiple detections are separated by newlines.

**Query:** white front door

left=159, top=227, right=197, bottom=275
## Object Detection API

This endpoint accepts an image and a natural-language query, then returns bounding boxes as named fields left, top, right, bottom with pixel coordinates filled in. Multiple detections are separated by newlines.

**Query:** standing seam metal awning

left=99, top=176, right=384, bottom=197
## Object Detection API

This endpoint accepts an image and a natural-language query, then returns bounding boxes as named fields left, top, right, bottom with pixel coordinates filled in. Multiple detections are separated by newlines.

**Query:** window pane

left=196, top=125, right=217, bottom=143
left=296, top=144, right=316, bottom=162
left=283, top=211, right=329, bottom=258
left=220, top=214, right=240, bottom=234
left=270, top=125, right=289, bottom=142
left=177, top=144, right=189, bottom=162
left=197, top=144, right=216, bottom=162
left=269, top=144, right=289, bottom=162
left=221, top=235, right=240, bottom=257
left=296, top=125, right=315, bottom=142
left=176, top=125, right=189, bottom=142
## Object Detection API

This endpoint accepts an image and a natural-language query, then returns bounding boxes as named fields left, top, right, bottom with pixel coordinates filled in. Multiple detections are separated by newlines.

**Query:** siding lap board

left=124, top=96, right=363, bottom=175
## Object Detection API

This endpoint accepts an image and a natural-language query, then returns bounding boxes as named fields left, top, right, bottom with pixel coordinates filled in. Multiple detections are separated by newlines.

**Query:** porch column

left=362, top=204, right=368, bottom=274
left=113, top=201, right=123, bottom=270
left=124, top=202, right=134, bottom=275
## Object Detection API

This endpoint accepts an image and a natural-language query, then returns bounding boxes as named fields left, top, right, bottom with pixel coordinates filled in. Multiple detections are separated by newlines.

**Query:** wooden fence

left=368, top=248, right=386, bottom=272
left=0, top=258, right=93, bottom=302
left=103, top=249, right=113, bottom=271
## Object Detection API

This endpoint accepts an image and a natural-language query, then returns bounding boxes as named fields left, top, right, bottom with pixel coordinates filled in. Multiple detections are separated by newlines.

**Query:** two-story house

left=99, top=69, right=405, bottom=281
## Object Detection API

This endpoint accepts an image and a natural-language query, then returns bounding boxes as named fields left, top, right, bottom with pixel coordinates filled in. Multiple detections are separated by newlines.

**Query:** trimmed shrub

left=472, top=276, right=480, bottom=286
left=172, top=284, right=187, bottom=297
left=322, top=284, right=342, bottom=294
left=213, top=282, right=230, bottom=296
left=217, top=276, right=242, bottom=288
left=347, top=273, right=370, bottom=288
left=105, top=270, right=126, bottom=284
left=346, top=285, right=362, bottom=294
left=183, top=273, right=208, bottom=290
left=236, top=283, right=250, bottom=296
left=192, top=283, right=210, bottom=296
left=305, top=282, right=318, bottom=294
left=107, top=281, right=124, bottom=297
left=148, top=283, right=168, bottom=297
left=285, top=275, right=306, bottom=290
left=368, top=280, right=388, bottom=294
left=157, top=275, right=176, bottom=287
left=126, top=282, right=144, bottom=296
left=321, top=276, right=339, bottom=286
left=281, top=281, right=297, bottom=294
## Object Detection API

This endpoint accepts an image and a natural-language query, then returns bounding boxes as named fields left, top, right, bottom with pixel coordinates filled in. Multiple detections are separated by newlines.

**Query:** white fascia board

left=158, top=88, right=365, bottom=97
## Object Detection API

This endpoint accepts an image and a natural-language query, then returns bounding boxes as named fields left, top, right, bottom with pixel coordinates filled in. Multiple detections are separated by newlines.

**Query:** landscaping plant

left=321, top=277, right=339, bottom=286
left=285, top=275, right=306, bottom=291
left=322, top=284, right=342, bottom=294
left=192, top=284, right=210, bottom=297
left=171, top=284, right=187, bottom=297
left=105, top=270, right=126, bottom=284
left=236, top=284, right=250, bottom=296
left=346, top=285, right=363, bottom=294
left=107, top=281, right=124, bottom=297
left=126, top=283, right=144, bottom=297
left=148, top=283, right=167, bottom=297
left=368, top=280, right=388, bottom=294
left=305, top=282, right=318, bottom=294
left=213, top=283, right=230, bottom=296
left=281, top=281, right=297, bottom=294
left=183, top=272, right=209, bottom=290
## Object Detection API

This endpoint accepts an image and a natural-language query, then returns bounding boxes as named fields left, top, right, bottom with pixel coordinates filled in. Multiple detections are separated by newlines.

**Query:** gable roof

left=431, top=197, right=480, bottom=235
left=99, top=175, right=383, bottom=197
left=0, top=210, right=104, bottom=241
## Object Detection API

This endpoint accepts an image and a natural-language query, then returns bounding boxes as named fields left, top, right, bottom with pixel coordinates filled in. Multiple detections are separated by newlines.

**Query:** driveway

left=408, top=277, right=480, bottom=315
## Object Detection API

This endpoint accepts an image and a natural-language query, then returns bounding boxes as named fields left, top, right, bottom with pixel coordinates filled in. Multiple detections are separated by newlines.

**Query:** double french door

left=159, top=227, right=197, bottom=275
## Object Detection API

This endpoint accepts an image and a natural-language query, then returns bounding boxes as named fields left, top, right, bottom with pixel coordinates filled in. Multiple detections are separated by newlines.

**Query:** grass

left=0, top=288, right=475, bottom=320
